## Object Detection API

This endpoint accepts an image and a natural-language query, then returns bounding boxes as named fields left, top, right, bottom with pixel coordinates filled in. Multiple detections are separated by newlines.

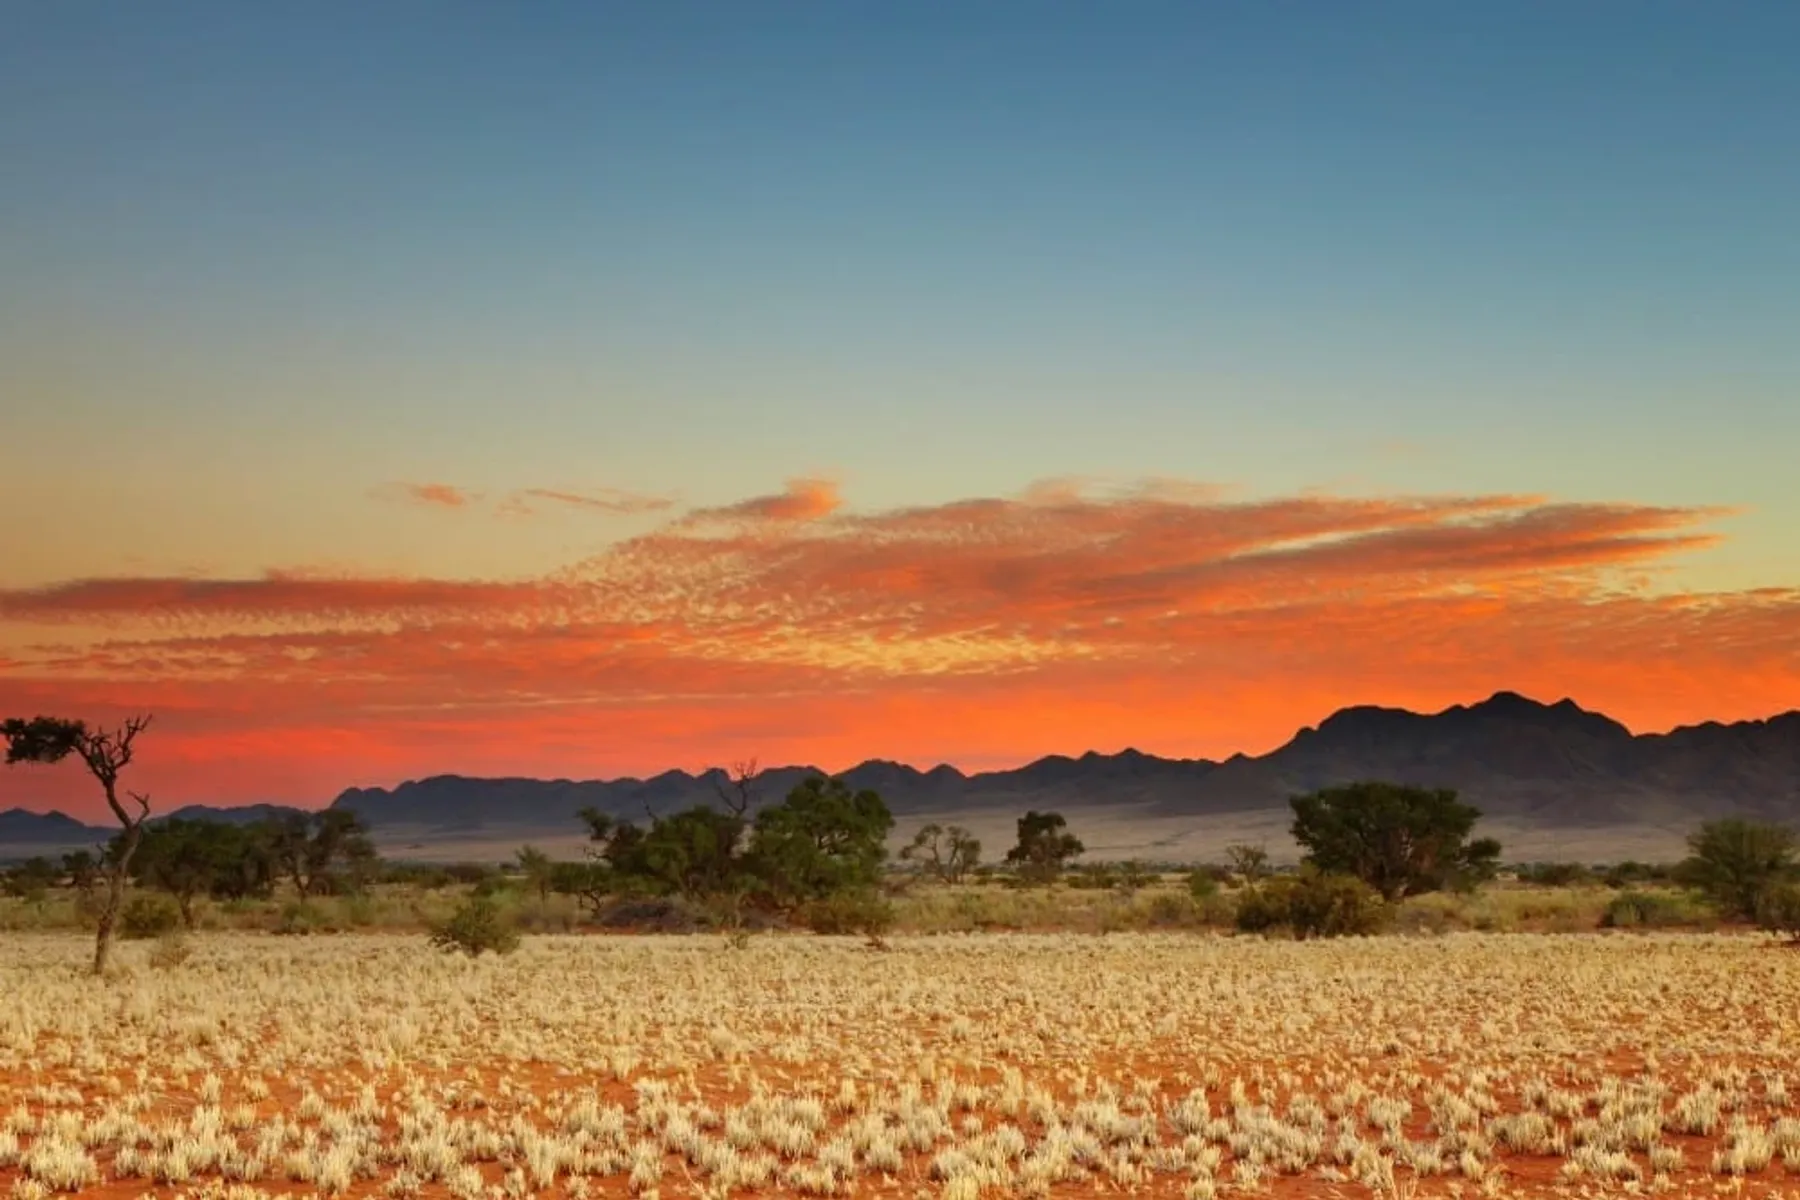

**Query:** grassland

left=3, top=929, right=1798, bottom=1199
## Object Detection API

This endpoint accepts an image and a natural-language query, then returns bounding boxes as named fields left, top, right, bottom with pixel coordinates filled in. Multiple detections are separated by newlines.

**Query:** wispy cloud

left=375, top=480, right=674, bottom=520
left=3, top=479, right=1794, bottom=810
left=384, top=482, right=479, bottom=509
left=499, top=487, right=677, bottom=518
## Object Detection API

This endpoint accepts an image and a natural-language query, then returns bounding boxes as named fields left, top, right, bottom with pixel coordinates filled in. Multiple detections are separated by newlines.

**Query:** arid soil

left=3, top=931, right=1798, bottom=1199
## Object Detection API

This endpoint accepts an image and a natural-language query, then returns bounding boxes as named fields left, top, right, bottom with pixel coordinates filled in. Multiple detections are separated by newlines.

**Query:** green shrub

left=800, top=889, right=895, bottom=944
left=272, top=899, right=331, bottom=936
left=1137, top=889, right=1232, bottom=930
left=1756, top=882, right=1800, bottom=942
left=429, top=895, right=520, bottom=957
left=1285, top=871, right=1388, bottom=938
left=472, top=874, right=520, bottom=900
left=1516, top=862, right=1596, bottom=887
left=1600, top=890, right=1708, bottom=929
left=1186, top=869, right=1220, bottom=900
left=1233, top=883, right=1291, bottom=935
left=118, top=892, right=181, bottom=939
left=1233, top=872, right=1386, bottom=938
left=1602, top=860, right=1676, bottom=888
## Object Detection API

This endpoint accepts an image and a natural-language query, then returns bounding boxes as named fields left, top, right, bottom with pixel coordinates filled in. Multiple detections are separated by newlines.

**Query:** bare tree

left=1226, top=843, right=1271, bottom=888
left=2, top=714, right=154, bottom=976
left=713, top=757, right=761, bottom=817
left=901, top=823, right=982, bottom=884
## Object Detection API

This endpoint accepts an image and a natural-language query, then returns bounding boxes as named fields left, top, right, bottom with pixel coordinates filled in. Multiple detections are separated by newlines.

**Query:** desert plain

left=3, top=931, right=1798, bottom=1200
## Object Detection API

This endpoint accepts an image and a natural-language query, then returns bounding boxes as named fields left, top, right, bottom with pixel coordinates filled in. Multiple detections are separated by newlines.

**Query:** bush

left=1600, top=890, right=1708, bottom=929
left=1186, top=869, right=1220, bottom=900
left=1602, top=860, right=1676, bottom=888
left=148, top=931, right=194, bottom=970
left=1517, top=862, right=1596, bottom=887
left=1756, top=882, right=1800, bottom=942
left=118, top=893, right=181, bottom=940
left=1138, top=889, right=1232, bottom=930
left=272, top=899, right=326, bottom=935
left=1233, top=883, right=1291, bottom=935
left=1064, top=865, right=1116, bottom=891
left=472, top=874, right=520, bottom=900
left=800, top=889, right=895, bottom=944
left=429, top=895, right=520, bottom=957
left=1285, top=871, right=1387, bottom=939
left=1233, top=872, right=1386, bottom=939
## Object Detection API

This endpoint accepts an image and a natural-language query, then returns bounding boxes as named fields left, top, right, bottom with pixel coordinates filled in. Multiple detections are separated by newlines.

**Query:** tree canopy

left=1679, top=818, right=1796, bottom=921
left=1289, top=781, right=1500, bottom=901
left=1004, top=811, right=1084, bottom=884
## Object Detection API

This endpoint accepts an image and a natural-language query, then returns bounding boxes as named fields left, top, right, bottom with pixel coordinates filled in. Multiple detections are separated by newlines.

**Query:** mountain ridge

left=5, top=693, right=1797, bottom=844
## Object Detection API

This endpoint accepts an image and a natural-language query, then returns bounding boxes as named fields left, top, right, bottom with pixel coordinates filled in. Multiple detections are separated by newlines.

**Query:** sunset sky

left=3, top=4, right=1798, bottom=816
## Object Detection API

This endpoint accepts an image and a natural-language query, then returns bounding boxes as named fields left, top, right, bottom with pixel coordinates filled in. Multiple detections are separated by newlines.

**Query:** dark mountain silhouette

left=7, top=694, right=1795, bottom=855
left=159, top=803, right=310, bottom=826
left=0, top=807, right=105, bottom=845
left=0, top=803, right=310, bottom=850
left=326, top=692, right=1800, bottom=833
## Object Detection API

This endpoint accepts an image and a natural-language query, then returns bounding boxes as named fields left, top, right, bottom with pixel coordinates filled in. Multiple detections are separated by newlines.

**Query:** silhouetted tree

left=61, top=849, right=101, bottom=896
left=1289, top=781, right=1501, bottom=901
left=2, top=714, right=154, bottom=975
left=1005, top=811, right=1085, bottom=884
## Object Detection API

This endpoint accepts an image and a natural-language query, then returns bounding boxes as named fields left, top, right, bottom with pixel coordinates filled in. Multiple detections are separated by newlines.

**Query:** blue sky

left=6, top=6, right=1796, bottom=553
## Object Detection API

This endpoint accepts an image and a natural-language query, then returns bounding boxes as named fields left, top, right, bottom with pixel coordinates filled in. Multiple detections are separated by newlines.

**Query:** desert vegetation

left=4, top=931, right=1800, bottom=1200
left=8, top=717, right=1800, bottom=1199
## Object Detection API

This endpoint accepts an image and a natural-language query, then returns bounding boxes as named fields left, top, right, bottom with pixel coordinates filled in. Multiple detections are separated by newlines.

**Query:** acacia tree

left=1289, top=781, right=1501, bottom=901
left=269, top=810, right=378, bottom=897
left=1679, top=818, right=1796, bottom=921
left=2, top=714, right=154, bottom=975
left=1005, top=811, right=1084, bottom=885
left=748, top=774, right=894, bottom=908
left=901, top=823, right=981, bottom=884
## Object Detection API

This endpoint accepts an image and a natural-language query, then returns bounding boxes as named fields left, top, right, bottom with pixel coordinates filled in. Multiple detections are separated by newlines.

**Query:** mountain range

left=4, top=692, right=1795, bottom=856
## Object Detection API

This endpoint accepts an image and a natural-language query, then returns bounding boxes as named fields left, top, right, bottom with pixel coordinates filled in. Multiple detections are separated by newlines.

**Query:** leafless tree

left=901, top=822, right=982, bottom=884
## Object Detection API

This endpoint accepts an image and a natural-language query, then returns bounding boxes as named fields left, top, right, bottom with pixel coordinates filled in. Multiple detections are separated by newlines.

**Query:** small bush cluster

left=1235, top=871, right=1387, bottom=939
left=799, top=889, right=894, bottom=945
left=1600, top=890, right=1708, bottom=930
left=429, top=895, right=521, bottom=957
left=1516, top=862, right=1596, bottom=887
left=1756, top=881, right=1800, bottom=942
left=118, top=893, right=181, bottom=940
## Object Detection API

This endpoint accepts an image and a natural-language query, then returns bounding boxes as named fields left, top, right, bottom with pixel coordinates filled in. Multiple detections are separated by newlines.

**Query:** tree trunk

left=93, top=821, right=143, bottom=977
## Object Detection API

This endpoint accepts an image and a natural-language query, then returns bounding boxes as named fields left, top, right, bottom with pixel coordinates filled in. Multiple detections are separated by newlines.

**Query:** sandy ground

left=3, top=930, right=1798, bottom=1198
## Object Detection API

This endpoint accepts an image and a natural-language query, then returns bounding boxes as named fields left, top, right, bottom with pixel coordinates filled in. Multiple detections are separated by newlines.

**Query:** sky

left=2, top=3, right=1798, bottom=816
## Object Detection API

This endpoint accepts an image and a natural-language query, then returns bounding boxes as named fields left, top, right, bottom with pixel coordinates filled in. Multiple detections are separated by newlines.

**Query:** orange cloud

left=690, top=477, right=843, bottom=522
left=392, top=482, right=478, bottom=509
left=3, top=481, right=1796, bottom=814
